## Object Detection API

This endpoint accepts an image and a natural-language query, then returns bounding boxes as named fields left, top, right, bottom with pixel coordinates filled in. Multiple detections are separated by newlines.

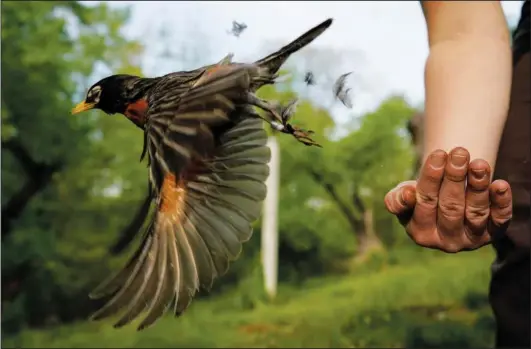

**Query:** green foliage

left=252, top=84, right=416, bottom=279
left=2, top=0, right=426, bottom=340
left=337, top=96, right=415, bottom=196
left=2, top=249, right=496, bottom=348
left=1, top=1, right=144, bottom=330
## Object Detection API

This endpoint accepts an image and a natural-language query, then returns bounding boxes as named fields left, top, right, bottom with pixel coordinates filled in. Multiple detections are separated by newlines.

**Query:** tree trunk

left=305, top=167, right=382, bottom=257
left=306, top=168, right=361, bottom=229
left=356, top=206, right=383, bottom=257
left=2, top=139, right=63, bottom=238
left=351, top=191, right=382, bottom=258
left=1, top=139, right=63, bottom=302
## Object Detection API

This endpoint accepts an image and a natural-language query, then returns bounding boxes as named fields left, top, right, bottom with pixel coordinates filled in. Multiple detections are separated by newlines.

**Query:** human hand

left=384, top=147, right=513, bottom=252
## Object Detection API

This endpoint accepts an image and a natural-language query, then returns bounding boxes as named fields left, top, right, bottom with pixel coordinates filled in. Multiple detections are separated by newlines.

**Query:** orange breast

left=125, top=98, right=149, bottom=126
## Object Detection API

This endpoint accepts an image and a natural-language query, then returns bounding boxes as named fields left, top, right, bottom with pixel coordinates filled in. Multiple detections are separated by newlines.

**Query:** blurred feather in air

left=227, top=21, right=247, bottom=38
left=333, top=72, right=353, bottom=109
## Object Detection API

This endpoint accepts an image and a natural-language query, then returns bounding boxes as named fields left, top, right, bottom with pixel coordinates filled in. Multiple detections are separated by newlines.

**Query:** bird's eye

left=87, top=86, right=102, bottom=103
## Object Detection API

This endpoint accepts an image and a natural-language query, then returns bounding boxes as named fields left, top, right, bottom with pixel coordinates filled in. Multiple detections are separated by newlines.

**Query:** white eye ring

left=88, top=85, right=102, bottom=102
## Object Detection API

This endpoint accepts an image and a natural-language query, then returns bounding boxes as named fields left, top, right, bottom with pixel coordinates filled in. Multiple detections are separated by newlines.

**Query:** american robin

left=72, top=18, right=332, bottom=331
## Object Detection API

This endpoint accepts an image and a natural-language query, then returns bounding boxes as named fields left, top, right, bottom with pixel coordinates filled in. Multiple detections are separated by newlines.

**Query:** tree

left=335, top=97, right=416, bottom=254
left=1, top=1, right=143, bottom=330
left=258, top=81, right=417, bottom=265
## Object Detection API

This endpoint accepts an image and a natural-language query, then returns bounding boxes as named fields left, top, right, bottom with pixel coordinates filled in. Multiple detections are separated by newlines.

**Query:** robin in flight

left=72, top=18, right=333, bottom=331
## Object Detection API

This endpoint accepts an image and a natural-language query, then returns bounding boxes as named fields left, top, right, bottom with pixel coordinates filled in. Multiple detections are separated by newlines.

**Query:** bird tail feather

left=254, top=18, right=333, bottom=76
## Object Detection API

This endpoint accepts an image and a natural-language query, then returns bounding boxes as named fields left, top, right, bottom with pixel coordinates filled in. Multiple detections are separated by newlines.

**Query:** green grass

left=2, top=249, right=496, bottom=348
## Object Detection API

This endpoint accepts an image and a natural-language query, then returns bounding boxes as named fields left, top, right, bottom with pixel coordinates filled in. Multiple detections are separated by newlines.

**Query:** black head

left=71, top=74, right=141, bottom=115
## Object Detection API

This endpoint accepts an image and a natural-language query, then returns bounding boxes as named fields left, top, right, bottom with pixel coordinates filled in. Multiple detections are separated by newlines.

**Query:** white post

left=262, top=136, right=279, bottom=300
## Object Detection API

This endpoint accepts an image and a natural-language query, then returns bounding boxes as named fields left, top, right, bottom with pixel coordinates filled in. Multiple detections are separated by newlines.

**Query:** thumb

left=385, top=181, right=417, bottom=216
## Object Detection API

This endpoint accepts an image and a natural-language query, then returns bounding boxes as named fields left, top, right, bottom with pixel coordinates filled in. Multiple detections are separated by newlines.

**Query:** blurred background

left=1, top=1, right=524, bottom=348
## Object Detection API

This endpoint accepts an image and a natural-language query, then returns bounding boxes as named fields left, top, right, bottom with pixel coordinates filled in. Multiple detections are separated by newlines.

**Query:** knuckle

left=464, top=226, right=487, bottom=243
left=411, top=233, right=436, bottom=247
left=465, top=205, right=490, bottom=223
left=417, top=191, right=438, bottom=208
left=444, top=172, right=467, bottom=182
left=492, top=212, right=513, bottom=224
left=492, top=203, right=513, bottom=219
left=439, top=200, right=465, bottom=218
left=495, top=200, right=513, bottom=211
left=424, top=171, right=443, bottom=185
left=467, top=181, right=489, bottom=193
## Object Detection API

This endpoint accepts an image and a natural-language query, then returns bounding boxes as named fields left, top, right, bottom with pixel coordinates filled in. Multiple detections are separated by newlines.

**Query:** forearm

left=423, top=36, right=512, bottom=171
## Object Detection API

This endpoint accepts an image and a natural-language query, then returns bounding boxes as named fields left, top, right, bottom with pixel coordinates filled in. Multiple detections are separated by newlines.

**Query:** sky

left=93, top=1, right=524, bottom=123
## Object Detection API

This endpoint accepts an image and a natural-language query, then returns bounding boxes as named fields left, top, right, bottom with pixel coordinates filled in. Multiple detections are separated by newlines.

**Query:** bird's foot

left=273, top=99, right=320, bottom=147
left=285, top=124, right=322, bottom=147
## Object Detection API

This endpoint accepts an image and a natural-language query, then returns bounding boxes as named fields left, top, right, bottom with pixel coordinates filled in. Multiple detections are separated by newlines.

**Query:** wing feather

left=144, top=66, right=253, bottom=195
left=90, top=90, right=271, bottom=331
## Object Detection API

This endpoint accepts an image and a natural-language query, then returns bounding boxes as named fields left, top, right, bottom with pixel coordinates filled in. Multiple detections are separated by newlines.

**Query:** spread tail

left=89, top=117, right=271, bottom=331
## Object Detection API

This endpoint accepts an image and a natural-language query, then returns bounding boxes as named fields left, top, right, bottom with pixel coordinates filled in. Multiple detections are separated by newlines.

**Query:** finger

left=488, top=180, right=513, bottom=239
left=464, top=159, right=491, bottom=241
left=410, top=149, right=447, bottom=232
left=437, top=147, right=469, bottom=239
left=396, top=185, right=417, bottom=226
left=384, top=181, right=417, bottom=215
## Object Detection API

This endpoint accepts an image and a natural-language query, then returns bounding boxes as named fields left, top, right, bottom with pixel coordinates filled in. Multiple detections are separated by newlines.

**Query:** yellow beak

left=71, top=101, right=96, bottom=115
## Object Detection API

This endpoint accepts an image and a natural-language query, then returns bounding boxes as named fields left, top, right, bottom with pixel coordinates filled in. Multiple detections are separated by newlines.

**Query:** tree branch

left=1, top=138, right=64, bottom=302
left=305, top=166, right=363, bottom=234
left=1, top=139, right=63, bottom=238
left=351, top=186, right=365, bottom=214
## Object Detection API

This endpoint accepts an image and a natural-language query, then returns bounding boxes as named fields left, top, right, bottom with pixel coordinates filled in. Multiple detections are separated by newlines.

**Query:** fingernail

left=472, top=169, right=486, bottom=180
left=497, top=187, right=508, bottom=195
left=430, top=151, right=446, bottom=169
left=451, top=153, right=468, bottom=167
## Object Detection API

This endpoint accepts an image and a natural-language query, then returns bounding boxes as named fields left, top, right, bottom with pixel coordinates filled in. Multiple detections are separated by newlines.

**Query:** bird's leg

left=245, top=92, right=321, bottom=147
left=245, top=92, right=284, bottom=124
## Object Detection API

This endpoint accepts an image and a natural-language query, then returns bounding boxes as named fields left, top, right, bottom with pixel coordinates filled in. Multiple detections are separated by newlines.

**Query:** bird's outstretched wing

left=145, top=66, right=252, bottom=193
left=89, top=67, right=271, bottom=331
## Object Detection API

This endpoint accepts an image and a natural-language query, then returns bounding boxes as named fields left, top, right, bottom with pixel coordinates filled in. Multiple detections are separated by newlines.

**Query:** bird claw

left=275, top=99, right=321, bottom=147
left=285, top=124, right=322, bottom=147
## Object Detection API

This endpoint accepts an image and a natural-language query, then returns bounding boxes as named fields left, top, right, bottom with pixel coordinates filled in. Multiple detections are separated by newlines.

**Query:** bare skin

left=385, top=2, right=513, bottom=253
left=385, top=147, right=513, bottom=253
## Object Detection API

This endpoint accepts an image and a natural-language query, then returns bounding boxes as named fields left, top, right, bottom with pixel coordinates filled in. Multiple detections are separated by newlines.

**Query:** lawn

left=2, top=248, right=496, bottom=348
